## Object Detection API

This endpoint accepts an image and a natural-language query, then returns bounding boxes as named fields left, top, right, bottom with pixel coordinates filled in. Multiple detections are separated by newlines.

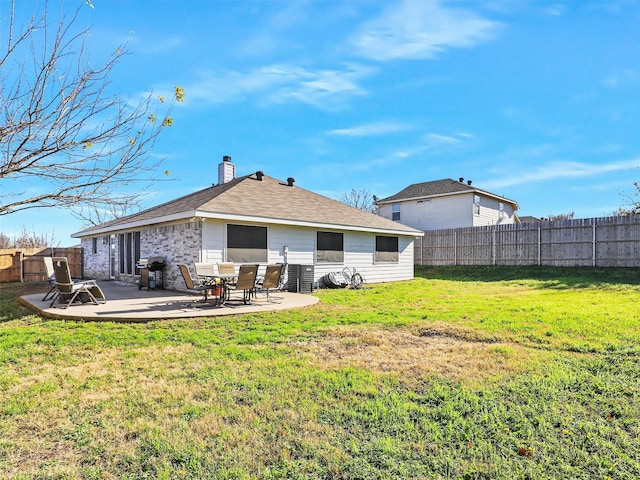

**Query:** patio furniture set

left=178, top=262, right=286, bottom=307
left=43, top=257, right=286, bottom=310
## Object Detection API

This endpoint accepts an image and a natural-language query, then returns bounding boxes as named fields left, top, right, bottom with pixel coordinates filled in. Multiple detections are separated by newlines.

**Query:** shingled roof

left=376, top=178, right=518, bottom=207
left=74, top=173, right=422, bottom=237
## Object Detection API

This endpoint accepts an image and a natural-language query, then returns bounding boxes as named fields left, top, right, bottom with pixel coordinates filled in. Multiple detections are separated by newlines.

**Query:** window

left=118, top=231, right=140, bottom=275
left=375, top=235, right=399, bottom=263
left=317, top=231, right=344, bottom=263
left=119, top=234, right=125, bottom=273
left=474, top=195, right=481, bottom=215
left=227, top=224, right=267, bottom=262
left=392, top=203, right=401, bottom=221
left=92, top=237, right=98, bottom=254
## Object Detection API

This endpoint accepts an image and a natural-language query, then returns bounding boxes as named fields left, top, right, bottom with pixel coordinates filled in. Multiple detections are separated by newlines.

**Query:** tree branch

left=0, top=1, right=181, bottom=225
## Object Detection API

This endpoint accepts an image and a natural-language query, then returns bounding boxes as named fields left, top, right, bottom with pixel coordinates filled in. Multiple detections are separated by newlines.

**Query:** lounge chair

left=225, top=264, right=258, bottom=304
left=42, top=257, right=58, bottom=302
left=178, top=264, right=210, bottom=303
left=256, top=264, right=285, bottom=302
left=51, top=257, right=106, bottom=309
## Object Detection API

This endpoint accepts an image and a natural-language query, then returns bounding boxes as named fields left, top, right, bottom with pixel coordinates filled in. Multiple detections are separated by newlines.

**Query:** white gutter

left=196, top=210, right=424, bottom=236
left=73, top=210, right=424, bottom=238
left=377, top=189, right=519, bottom=210
left=71, top=211, right=199, bottom=237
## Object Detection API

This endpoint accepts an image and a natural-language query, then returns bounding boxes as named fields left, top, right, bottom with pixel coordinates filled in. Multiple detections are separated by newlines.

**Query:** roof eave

left=377, top=189, right=519, bottom=209
left=72, top=211, right=198, bottom=238
left=376, top=190, right=473, bottom=204
left=196, top=211, right=424, bottom=236
left=72, top=210, right=424, bottom=238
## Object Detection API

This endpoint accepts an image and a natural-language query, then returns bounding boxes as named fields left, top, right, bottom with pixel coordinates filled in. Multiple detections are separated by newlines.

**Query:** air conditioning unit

left=286, top=264, right=314, bottom=293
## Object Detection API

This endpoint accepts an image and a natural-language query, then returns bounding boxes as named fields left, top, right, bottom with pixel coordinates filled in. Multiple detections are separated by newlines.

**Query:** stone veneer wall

left=81, top=236, right=111, bottom=279
left=141, top=221, right=202, bottom=291
left=81, top=220, right=202, bottom=291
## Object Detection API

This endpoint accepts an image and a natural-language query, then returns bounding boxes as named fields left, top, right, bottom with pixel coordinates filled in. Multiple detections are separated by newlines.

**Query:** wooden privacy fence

left=0, top=247, right=83, bottom=283
left=417, top=215, right=640, bottom=267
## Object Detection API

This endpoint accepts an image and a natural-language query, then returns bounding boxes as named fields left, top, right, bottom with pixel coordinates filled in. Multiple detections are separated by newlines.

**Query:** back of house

left=375, top=178, right=519, bottom=231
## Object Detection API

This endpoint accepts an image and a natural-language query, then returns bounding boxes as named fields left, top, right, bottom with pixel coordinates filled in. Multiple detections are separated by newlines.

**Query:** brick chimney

left=217, top=155, right=236, bottom=185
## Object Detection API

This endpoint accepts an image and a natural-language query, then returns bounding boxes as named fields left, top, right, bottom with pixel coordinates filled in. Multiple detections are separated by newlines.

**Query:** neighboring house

left=375, top=178, right=519, bottom=231
left=73, top=157, right=423, bottom=291
left=517, top=215, right=542, bottom=224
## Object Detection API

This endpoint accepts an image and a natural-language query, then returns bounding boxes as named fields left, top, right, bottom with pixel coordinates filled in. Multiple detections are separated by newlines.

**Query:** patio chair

left=217, top=262, right=236, bottom=276
left=177, top=264, right=210, bottom=303
left=42, top=256, right=58, bottom=302
left=225, top=264, right=258, bottom=304
left=217, top=262, right=238, bottom=290
left=256, top=264, right=285, bottom=303
left=194, top=263, right=216, bottom=283
left=51, top=257, right=106, bottom=309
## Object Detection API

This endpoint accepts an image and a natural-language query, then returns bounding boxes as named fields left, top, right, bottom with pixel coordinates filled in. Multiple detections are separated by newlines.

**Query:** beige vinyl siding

left=314, top=231, right=415, bottom=284
left=201, top=221, right=415, bottom=285
left=201, top=221, right=225, bottom=264
left=380, top=193, right=517, bottom=231
left=203, top=221, right=298, bottom=266
left=472, top=196, right=517, bottom=226
left=268, top=225, right=313, bottom=265
left=398, top=194, right=473, bottom=230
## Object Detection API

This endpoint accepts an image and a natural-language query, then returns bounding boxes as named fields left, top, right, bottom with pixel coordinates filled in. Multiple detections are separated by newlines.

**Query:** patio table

left=199, top=274, right=237, bottom=307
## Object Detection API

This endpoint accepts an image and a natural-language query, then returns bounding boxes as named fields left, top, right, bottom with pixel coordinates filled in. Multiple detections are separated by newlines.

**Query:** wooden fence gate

left=0, top=248, right=84, bottom=283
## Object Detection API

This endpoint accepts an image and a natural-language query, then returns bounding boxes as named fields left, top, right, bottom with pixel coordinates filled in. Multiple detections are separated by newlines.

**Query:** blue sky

left=1, top=0, right=639, bottom=245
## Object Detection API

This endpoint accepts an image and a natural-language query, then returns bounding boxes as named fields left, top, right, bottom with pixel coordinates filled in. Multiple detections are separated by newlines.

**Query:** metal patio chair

left=225, top=264, right=259, bottom=305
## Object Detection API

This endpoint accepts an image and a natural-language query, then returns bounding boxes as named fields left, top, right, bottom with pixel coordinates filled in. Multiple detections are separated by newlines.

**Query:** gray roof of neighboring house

left=517, top=215, right=542, bottom=223
left=74, top=173, right=423, bottom=237
left=376, top=178, right=519, bottom=208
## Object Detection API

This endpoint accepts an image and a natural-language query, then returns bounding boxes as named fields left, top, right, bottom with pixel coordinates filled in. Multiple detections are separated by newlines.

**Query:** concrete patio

left=19, top=281, right=319, bottom=322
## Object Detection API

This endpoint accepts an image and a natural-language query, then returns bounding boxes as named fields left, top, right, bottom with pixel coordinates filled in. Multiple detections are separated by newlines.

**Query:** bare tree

left=0, top=233, right=11, bottom=249
left=545, top=211, right=575, bottom=221
left=12, top=227, right=56, bottom=248
left=0, top=227, right=56, bottom=248
left=339, top=188, right=377, bottom=213
left=614, top=181, right=640, bottom=216
left=0, top=0, right=183, bottom=224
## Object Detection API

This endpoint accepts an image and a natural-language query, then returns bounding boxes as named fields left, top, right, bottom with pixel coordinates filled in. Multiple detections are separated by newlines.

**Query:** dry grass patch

left=2, top=344, right=201, bottom=476
left=293, top=323, right=537, bottom=383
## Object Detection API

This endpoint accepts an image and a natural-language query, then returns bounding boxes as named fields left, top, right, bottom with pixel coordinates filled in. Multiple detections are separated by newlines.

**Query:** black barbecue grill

left=137, top=256, right=166, bottom=290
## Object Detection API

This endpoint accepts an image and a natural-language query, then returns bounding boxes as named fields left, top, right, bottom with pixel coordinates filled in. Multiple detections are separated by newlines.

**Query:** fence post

left=492, top=230, right=496, bottom=266
left=19, top=251, right=24, bottom=283
left=592, top=220, right=597, bottom=267
left=538, top=226, right=541, bottom=266
left=454, top=231, right=457, bottom=266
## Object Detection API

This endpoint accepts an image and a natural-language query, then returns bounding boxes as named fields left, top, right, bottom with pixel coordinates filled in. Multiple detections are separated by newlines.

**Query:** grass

left=0, top=266, right=639, bottom=479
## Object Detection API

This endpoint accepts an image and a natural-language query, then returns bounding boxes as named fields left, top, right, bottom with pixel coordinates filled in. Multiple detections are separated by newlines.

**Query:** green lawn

left=1, top=266, right=639, bottom=479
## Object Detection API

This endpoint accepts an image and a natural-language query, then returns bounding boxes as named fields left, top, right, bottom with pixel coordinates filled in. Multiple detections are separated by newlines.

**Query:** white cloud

left=424, top=132, right=462, bottom=145
left=544, top=4, right=566, bottom=16
left=603, top=69, right=640, bottom=89
left=327, top=121, right=412, bottom=137
left=269, top=64, right=374, bottom=108
left=126, top=34, right=183, bottom=55
left=351, top=0, right=501, bottom=61
left=179, top=63, right=375, bottom=109
left=483, top=158, right=640, bottom=189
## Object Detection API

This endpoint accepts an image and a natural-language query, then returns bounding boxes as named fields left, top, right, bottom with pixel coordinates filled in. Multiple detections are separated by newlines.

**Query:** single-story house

left=375, top=178, right=520, bottom=230
left=73, top=157, right=423, bottom=291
